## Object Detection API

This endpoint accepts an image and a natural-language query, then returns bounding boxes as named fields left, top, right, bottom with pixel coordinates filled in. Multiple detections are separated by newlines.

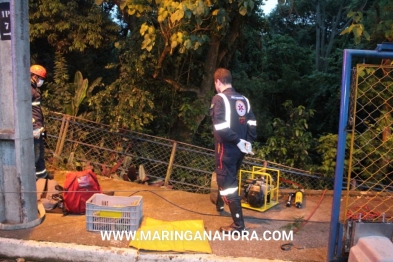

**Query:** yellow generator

left=238, top=166, right=280, bottom=212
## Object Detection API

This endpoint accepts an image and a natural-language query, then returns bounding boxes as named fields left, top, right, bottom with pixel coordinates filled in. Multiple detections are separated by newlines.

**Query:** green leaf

left=363, top=30, right=370, bottom=41
left=185, top=10, right=192, bottom=19
left=193, top=41, right=201, bottom=50
left=249, top=0, right=254, bottom=10
left=347, top=11, right=355, bottom=18
left=353, top=25, right=362, bottom=39
left=177, top=32, right=184, bottom=43
left=71, top=71, right=89, bottom=116
left=184, top=39, right=192, bottom=49
left=158, top=10, right=169, bottom=23
left=140, top=23, right=149, bottom=36
left=340, top=24, right=354, bottom=36
left=353, top=12, right=363, bottom=23
left=358, top=68, right=365, bottom=78
left=87, top=77, right=102, bottom=96
left=146, top=44, right=153, bottom=52
left=170, top=33, right=178, bottom=42
left=239, top=6, right=247, bottom=16
left=141, top=35, right=152, bottom=50
left=171, top=9, right=184, bottom=23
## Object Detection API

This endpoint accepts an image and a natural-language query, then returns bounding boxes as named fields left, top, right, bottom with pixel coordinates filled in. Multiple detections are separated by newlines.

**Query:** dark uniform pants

left=34, top=136, right=47, bottom=179
left=214, top=142, right=244, bottom=204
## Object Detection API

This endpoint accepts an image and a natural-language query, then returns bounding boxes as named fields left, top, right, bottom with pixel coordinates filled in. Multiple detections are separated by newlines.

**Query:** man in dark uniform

left=210, top=68, right=257, bottom=233
left=31, top=64, right=49, bottom=180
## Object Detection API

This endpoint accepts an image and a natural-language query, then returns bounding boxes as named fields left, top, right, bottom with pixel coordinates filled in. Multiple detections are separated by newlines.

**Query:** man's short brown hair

left=214, top=68, right=232, bottom=85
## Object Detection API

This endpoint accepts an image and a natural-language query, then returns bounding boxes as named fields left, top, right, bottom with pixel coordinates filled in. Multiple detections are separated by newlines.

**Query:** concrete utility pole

left=0, top=0, right=41, bottom=229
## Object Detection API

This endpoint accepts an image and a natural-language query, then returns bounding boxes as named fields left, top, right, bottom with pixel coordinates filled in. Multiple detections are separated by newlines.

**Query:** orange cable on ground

left=294, top=188, right=327, bottom=234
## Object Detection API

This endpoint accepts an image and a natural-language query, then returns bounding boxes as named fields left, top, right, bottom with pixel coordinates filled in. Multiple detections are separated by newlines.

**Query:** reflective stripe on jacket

left=209, top=88, right=257, bottom=145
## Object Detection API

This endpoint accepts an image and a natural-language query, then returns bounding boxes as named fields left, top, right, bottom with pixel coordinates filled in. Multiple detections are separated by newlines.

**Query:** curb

left=0, top=237, right=286, bottom=262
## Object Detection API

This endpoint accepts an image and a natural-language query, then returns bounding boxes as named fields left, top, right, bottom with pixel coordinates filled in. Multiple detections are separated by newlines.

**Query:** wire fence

left=44, top=112, right=334, bottom=194
left=343, top=64, right=393, bottom=223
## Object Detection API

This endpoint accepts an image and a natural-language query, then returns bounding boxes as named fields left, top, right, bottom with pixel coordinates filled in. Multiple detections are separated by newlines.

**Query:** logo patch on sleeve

left=210, top=103, right=215, bottom=109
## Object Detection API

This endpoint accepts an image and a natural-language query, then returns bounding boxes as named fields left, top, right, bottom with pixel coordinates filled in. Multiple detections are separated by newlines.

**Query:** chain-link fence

left=343, top=64, right=393, bottom=223
left=44, top=112, right=334, bottom=193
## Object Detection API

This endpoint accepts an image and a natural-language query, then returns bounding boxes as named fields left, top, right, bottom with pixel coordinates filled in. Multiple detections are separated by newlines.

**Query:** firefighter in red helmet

left=31, top=64, right=49, bottom=180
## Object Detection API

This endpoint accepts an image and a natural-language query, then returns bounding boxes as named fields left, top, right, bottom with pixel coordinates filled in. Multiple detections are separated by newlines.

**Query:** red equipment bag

left=63, top=169, right=102, bottom=214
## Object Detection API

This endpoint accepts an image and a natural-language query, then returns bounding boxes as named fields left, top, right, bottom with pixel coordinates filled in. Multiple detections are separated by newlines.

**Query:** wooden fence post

left=164, top=141, right=177, bottom=187
left=53, top=114, right=70, bottom=165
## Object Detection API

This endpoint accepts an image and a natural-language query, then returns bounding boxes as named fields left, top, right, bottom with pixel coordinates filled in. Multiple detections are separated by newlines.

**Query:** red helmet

left=30, top=65, right=46, bottom=79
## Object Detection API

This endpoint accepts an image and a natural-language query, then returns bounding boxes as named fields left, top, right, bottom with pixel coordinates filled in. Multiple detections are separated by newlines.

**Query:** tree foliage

left=30, top=0, right=120, bottom=119
left=88, top=45, right=156, bottom=131
left=268, top=0, right=353, bottom=73
left=256, top=100, right=315, bottom=169
left=27, top=0, right=393, bottom=176
left=29, top=0, right=119, bottom=53
left=92, top=0, right=265, bottom=141
left=340, top=0, right=393, bottom=46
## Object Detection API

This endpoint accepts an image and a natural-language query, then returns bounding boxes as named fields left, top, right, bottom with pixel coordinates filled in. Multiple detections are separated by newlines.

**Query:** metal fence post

left=164, top=141, right=177, bottom=186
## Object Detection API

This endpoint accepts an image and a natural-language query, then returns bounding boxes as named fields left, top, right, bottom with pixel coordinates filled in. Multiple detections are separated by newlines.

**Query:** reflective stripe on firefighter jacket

left=210, top=88, right=257, bottom=145
left=220, top=187, right=239, bottom=196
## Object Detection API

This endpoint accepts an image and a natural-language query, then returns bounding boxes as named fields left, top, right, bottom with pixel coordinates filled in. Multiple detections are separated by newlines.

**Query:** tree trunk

left=322, top=1, right=345, bottom=72
left=170, top=34, right=221, bottom=142
left=171, top=15, right=245, bottom=142
left=201, top=34, right=221, bottom=95
left=217, top=14, right=244, bottom=67
left=315, top=0, right=350, bottom=73
left=315, top=1, right=321, bottom=71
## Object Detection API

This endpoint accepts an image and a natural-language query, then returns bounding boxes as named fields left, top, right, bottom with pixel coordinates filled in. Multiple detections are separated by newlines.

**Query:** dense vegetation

left=29, top=0, right=393, bottom=179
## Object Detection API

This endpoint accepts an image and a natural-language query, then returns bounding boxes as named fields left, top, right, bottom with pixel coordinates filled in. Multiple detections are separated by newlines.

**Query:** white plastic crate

left=86, top=194, right=143, bottom=232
